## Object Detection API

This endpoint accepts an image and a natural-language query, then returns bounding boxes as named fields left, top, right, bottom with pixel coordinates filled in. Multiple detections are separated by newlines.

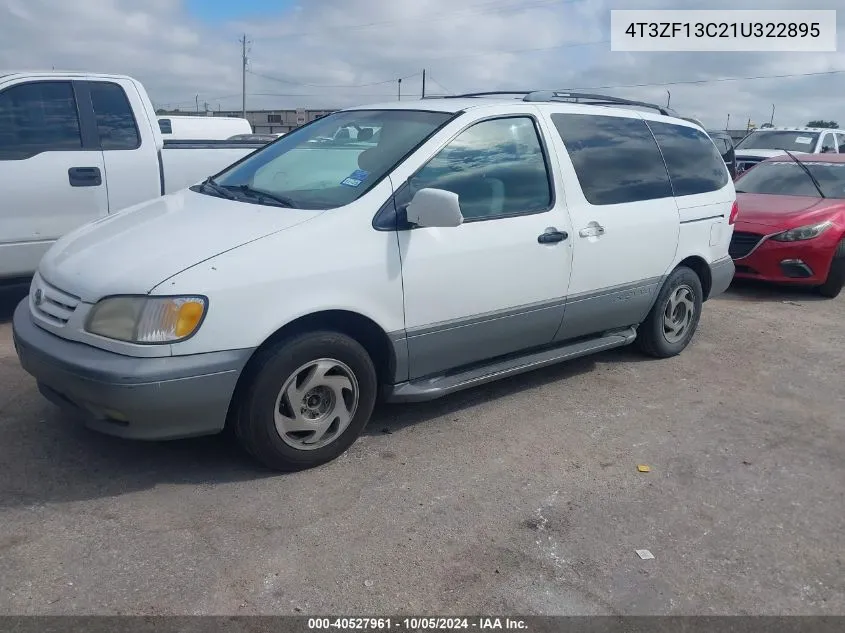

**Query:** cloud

left=1, top=0, right=843, bottom=128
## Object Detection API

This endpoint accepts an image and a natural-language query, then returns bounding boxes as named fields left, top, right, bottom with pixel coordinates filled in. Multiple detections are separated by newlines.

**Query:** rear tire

left=817, top=240, right=845, bottom=299
left=234, top=331, right=377, bottom=471
left=635, top=266, right=703, bottom=359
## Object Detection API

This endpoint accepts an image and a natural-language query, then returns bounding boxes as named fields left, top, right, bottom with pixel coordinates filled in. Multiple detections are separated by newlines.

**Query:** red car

left=731, top=153, right=845, bottom=298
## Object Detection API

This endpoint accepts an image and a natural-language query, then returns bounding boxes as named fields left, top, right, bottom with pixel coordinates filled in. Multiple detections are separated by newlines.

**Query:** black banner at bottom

left=0, top=617, right=843, bottom=633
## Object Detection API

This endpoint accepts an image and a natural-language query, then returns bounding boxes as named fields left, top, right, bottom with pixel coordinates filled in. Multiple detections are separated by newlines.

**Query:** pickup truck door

left=386, top=112, right=573, bottom=380
left=0, top=79, right=107, bottom=280
left=545, top=110, right=680, bottom=341
left=78, top=79, right=162, bottom=212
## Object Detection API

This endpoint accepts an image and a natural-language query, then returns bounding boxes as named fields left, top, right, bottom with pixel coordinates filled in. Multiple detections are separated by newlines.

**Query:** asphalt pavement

left=0, top=281, right=842, bottom=615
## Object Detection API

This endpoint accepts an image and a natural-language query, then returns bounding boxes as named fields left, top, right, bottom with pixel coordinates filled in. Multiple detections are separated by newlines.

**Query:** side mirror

left=406, top=188, right=463, bottom=228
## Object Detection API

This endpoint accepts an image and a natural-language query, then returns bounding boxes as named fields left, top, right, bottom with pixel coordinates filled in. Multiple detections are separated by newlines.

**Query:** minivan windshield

left=735, top=161, right=845, bottom=198
left=205, top=109, right=454, bottom=210
left=735, top=130, right=820, bottom=152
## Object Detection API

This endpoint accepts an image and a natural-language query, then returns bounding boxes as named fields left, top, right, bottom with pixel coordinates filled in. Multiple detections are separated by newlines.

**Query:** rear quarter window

left=158, top=119, right=172, bottom=134
left=648, top=121, right=730, bottom=196
left=89, top=82, right=140, bottom=150
left=550, top=113, right=672, bottom=205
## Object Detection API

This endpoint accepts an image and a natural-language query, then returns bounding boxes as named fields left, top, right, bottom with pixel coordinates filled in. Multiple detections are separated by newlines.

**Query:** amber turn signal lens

left=175, top=300, right=205, bottom=338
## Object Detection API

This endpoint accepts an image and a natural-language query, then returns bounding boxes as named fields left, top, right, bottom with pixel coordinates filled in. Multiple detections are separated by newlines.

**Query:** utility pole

left=666, top=90, right=670, bottom=108
left=398, top=77, right=402, bottom=101
left=195, top=95, right=199, bottom=112
left=240, top=34, right=250, bottom=119
left=422, top=69, right=426, bottom=98
left=769, top=104, right=775, bottom=126
left=726, top=113, right=730, bottom=131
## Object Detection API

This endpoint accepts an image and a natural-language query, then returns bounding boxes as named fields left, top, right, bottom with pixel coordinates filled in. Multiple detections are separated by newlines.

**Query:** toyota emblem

left=33, top=288, right=43, bottom=306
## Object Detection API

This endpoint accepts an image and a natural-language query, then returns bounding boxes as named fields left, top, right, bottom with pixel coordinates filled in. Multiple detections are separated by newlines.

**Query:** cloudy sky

left=1, top=0, right=843, bottom=129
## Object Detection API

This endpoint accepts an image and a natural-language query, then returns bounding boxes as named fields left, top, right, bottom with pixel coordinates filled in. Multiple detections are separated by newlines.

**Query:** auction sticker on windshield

left=795, top=137, right=814, bottom=145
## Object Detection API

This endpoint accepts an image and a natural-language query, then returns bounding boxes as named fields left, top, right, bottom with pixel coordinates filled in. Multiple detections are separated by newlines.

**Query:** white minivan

left=13, top=91, right=736, bottom=471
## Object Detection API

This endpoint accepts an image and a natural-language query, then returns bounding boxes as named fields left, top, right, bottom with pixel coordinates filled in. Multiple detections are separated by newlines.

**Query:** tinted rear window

left=90, top=82, right=140, bottom=150
left=550, top=113, right=672, bottom=205
left=158, top=119, right=172, bottom=134
left=647, top=121, right=729, bottom=196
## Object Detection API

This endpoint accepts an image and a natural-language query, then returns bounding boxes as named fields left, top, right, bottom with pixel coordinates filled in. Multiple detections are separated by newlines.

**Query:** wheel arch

left=676, top=255, right=713, bottom=300
left=225, top=310, right=399, bottom=426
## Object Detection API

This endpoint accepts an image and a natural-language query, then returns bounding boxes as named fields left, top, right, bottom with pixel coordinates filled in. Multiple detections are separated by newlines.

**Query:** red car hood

left=735, top=193, right=845, bottom=231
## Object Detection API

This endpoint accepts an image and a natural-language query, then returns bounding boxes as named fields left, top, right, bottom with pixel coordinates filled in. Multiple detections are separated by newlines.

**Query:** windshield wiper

left=779, top=149, right=826, bottom=198
left=199, top=177, right=238, bottom=200
left=227, top=184, right=296, bottom=207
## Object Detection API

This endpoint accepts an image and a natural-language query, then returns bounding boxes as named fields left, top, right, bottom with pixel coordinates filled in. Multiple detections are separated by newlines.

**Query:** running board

left=385, top=327, right=637, bottom=403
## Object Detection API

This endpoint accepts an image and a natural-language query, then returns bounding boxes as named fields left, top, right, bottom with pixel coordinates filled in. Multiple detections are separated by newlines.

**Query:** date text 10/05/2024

left=307, top=618, right=528, bottom=630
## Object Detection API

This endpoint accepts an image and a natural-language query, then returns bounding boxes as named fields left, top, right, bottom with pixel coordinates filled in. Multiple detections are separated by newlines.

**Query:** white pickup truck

left=735, top=126, right=845, bottom=176
left=0, top=71, right=266, bottom=283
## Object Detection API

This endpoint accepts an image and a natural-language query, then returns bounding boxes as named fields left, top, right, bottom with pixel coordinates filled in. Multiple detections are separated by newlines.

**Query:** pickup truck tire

left=234, top=331, right=377, bottom=471
left=817, top=240, right=845, bottom=298
left=635, top=266, right=703, bottom=359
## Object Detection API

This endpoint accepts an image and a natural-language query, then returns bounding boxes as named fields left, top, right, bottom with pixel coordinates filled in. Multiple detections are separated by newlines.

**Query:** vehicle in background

left=734, top=126, right=845, bottom=176
left=707, top=130, right=737, bottom=179
left=12, top=89, right=735, bottom=471
left=0, top=71, right=266, bottom=284
left=227, top=133, right=279, bottom=143
left=731, top=153, right=845, bottom=297
left=157, top=114, right=252, bottom=140
left=310, top=124, right=378, bottom=144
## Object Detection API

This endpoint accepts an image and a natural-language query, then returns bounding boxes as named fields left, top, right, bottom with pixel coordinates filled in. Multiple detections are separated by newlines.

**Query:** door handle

left=537, top=229, right=568, bottom=244
left=68, top=167, right=102, bottom=187
left=578, top=223, right=606, bottom=238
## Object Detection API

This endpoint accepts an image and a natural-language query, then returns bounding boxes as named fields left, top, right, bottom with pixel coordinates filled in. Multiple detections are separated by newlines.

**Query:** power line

left=420, top=38, right=608, bottom=63
left=254, top=0, right=576, bottom=40
left=247, top=69, right=421, bottom=89
left=245, top=39, right=608, bottom=88
left=428, top=75, right=453, bottom=95
left=576, top=68, right=845, bottom=91
left=158, top=68, right=845, bottom=110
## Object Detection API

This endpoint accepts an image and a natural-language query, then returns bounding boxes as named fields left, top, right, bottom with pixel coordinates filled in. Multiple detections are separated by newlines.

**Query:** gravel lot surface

left=0, top=281, right=842, bottom=615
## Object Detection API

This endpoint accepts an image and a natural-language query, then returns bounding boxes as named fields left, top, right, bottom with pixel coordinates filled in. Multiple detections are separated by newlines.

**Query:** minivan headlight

left=770, top=220, right=833, bottom=242
left=86, top=296, right=207, bottom=343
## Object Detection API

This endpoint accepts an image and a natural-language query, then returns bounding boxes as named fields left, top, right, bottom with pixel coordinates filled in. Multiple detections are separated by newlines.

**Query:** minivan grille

left=729, top=232, right=765, bottom=259
left=31, top=277, right=80, bottom=326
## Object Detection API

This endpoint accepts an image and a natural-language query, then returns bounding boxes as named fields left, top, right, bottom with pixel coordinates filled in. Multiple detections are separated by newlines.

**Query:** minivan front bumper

left=12, top=300, right=254, bottom=440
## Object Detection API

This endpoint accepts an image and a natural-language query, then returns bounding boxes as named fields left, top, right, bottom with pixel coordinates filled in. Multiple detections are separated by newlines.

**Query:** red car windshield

left=735, top=161, right=845, bottom=199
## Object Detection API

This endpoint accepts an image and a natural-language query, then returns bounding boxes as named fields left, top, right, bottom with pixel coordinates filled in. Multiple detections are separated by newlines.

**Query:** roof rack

left=426, top=90, right=679, bottom=117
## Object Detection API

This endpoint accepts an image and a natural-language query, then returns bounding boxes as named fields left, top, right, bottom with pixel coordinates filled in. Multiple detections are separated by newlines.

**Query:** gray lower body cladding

left=12, top=300, right=254, bottom=440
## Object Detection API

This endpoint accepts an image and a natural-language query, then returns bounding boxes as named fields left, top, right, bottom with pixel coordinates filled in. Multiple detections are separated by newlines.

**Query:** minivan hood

left=39, top=188, right=323, bottom=302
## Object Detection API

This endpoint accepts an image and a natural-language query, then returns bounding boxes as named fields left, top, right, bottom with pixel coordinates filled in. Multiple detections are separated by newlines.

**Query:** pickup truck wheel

left=635, top=266, right=703, bottom=359
left=817, top=241, right=845, bottom=298
left=234, top=331, right=377, bottom=471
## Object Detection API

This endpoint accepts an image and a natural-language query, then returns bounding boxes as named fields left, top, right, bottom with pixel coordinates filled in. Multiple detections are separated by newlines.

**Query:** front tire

left=636, top=266, right=703, bottom=358
left=234, top=331, right=377, bottom=471
left=817, top=240, right=845, bottom=298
